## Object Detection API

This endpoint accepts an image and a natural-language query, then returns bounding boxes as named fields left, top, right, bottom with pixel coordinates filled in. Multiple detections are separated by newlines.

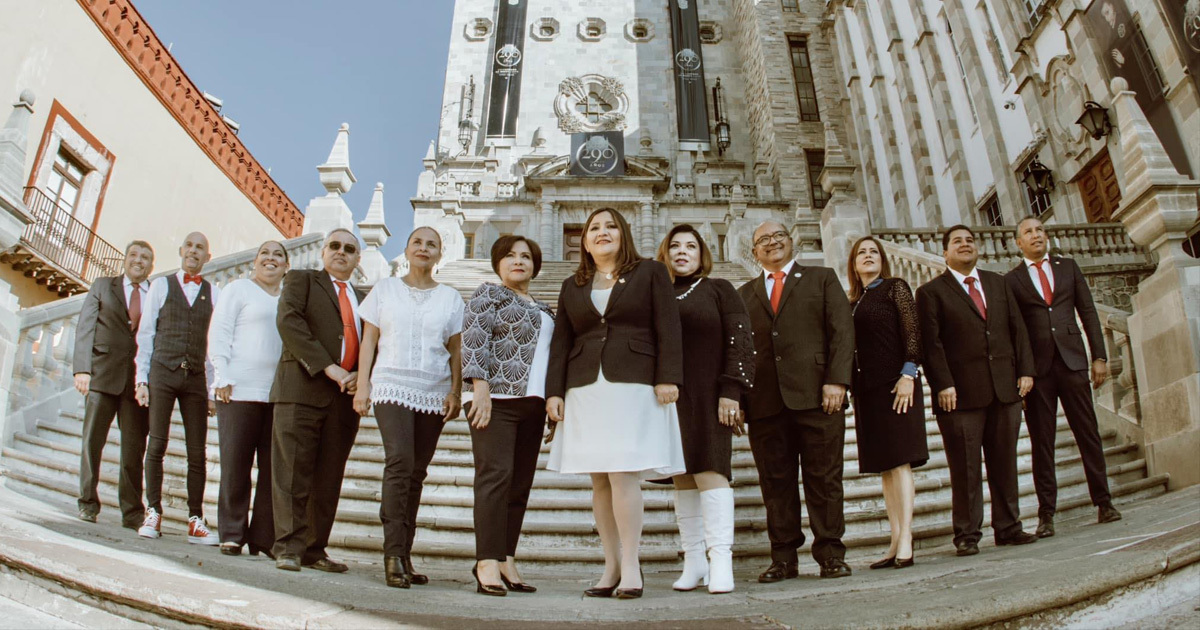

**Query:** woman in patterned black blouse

left=461, top=235, right=555, bottom=596
left=655, top=225, right=754, bottom=594
left=846, top=236, right=928, bottom=570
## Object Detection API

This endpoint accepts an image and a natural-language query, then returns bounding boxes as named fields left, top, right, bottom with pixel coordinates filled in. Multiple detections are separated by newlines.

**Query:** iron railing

left=20, top=187, right=123, bottom=286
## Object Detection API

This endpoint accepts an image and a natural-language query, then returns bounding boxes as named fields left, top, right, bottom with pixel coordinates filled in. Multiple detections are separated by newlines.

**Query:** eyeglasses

left=327, top=241, right=358, bottom=255
left=754, top=231, right=791, bottom=248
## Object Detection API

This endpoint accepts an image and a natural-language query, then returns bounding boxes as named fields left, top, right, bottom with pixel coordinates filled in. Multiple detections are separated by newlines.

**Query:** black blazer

left=916, top=269, right=1035, bottom=411
left=1005, top=256, right=1106, bottom=377
left=545, top=260, right=683, bottom=398
left=737, top=264, right=855, bottom=420
left=72, top=276, right=138, bottom=396
left=270, top=269, right=365, bottom=407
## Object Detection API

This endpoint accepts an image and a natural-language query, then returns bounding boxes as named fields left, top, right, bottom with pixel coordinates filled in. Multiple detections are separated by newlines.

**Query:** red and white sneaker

left=137, top=508, right=161, bottom=539
left=187, top=516, right=220, bottom=545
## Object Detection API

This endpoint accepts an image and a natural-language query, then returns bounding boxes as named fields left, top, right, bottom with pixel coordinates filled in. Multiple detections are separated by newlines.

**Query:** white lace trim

left=370, top=382, right=447, bottom=414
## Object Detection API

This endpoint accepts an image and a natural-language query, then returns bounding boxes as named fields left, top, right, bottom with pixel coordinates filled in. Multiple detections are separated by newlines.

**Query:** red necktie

left=334, top=281, right=359, bottom=371
left=769, top=271, right=785, bottom=314
left=128, top=284, right=142, bottom=332
left=1033, top=260, right=1053, bottom=306
left=183, top=273, right=203, bottom=285
left=965, top=277, right=987, bottom=320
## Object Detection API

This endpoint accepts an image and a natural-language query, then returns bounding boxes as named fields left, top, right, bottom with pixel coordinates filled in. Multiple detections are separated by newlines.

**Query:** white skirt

left=546, top=368, right=687, bottom=479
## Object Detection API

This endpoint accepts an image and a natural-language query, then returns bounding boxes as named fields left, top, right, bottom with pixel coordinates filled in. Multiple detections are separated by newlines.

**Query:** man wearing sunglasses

left=737, top=220, right=855, bottom=582
left=270, top=228, right=365, bottom=572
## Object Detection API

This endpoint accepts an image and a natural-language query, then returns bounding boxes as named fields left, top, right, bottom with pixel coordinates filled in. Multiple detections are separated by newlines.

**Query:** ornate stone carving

left=554, top=74, right=630, bottom=133
left=1047, top=58, right=1087, bottom=155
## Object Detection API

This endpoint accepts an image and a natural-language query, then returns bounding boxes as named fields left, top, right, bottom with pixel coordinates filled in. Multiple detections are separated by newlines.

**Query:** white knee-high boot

left=672, top=489, right=708, bottom=591
left=701, top=487, right=735, bottom=593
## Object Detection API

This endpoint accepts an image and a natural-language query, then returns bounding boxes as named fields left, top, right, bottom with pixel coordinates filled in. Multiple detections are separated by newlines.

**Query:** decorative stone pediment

left=554, top=74, right=629, bottom=133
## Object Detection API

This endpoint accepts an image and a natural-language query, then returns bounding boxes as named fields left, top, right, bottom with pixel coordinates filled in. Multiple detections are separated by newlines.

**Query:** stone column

left=639, top=201, right=655, bottom=254
left=539, top=200, right=555, bottom=260
left=0, top=92, right=36, bottom=446
left=817, top=123, right=869, bottom=286
left=1109, top=78, right=1200, bottom=490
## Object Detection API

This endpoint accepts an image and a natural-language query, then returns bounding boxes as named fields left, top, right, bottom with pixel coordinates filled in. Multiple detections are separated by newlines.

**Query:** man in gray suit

left=73, top=240, right=154, bottom=527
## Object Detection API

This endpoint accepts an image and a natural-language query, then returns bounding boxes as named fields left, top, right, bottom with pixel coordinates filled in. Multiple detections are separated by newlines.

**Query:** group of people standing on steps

left=70, top=211, right=1121, bottom=598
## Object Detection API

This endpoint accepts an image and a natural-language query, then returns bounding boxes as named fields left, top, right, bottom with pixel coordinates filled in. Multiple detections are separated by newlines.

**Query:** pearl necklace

left=676, top=277, right=704, bottom=301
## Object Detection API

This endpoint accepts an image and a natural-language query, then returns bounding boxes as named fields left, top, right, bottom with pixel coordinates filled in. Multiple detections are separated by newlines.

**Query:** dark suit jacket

left=916, top=269, right=1035, bottom=411
left=72, top=276, right=138, bottom=396
left=737, top=263, right=855, bottom=420
left=270, top=269, right=365, bottom=407
left=1005, top=256, right=1106, bottom=376
left=545, top=260, right=683, bottom=398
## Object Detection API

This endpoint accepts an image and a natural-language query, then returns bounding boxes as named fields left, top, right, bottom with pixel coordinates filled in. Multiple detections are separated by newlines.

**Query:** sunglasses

left=327, top=241, right=358, bottom=255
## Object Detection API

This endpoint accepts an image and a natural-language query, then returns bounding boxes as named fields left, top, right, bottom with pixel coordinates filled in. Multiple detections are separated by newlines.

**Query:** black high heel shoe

left=614, top=568, right=644, bottom=600
left=869, top=556, right=896, bottom=569
left=500, top=574, right=537, bottom=593
left=248, top=544, right=275, bottom=560
left=473, top=565, right=507, bottom=597
left=893, top=557, right=915, bottom=569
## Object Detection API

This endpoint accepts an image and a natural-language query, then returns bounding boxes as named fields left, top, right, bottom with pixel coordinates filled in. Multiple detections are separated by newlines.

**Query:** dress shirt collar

left=762, top=259, right=796, bottom=283
left=948, top=266, right=980, bottom=286
left=123, top=275, right=147, bottom=292
left=1024, top=253, right=1051, bottom=269
left=329, top=273, right=353, bottom=288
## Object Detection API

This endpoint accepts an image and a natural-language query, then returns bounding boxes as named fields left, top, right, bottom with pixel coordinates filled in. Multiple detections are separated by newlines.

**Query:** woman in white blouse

left=208, top=240, right=289, bottom=557
left=353, top=226, right=464, bottom=589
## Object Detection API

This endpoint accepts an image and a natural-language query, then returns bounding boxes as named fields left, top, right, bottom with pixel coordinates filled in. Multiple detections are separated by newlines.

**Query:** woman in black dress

left=847, top=236, right=928, bottom=569
left=655, top=225, right=754, bottom=594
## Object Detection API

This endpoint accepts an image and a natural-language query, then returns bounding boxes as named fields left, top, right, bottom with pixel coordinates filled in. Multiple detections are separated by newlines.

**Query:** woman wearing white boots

left=655, top=225, right=755, bottom=594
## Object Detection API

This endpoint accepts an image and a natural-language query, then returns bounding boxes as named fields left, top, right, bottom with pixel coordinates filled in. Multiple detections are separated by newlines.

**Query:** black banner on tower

left=668, top=0, right=712, bottom=151
left=485, top=0, right=527, bottom=139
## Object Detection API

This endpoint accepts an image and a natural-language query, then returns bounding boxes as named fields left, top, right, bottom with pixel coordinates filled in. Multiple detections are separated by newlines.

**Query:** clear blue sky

left=136, top=0, right=455, bottom=258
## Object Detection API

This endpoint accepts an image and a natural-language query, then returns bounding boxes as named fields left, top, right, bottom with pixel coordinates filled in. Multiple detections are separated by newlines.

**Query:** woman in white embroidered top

left=208, top=240, right=289, bottom=558
left=461, top=235, right=554, bottom=596
left=353, top=226, right=464, bottom=589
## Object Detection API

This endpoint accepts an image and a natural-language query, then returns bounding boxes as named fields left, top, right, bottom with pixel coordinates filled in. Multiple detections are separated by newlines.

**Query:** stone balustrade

left=877, top=237, right=946, bottom=288
left=1095, top=304, right=1141, bottom=423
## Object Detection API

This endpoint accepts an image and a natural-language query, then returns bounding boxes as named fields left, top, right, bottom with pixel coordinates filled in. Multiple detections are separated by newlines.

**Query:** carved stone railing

left=3, top=233, right=334, bottom=444
left=877, top=237, right=946, bottom=288
left=1095, top=304, right=1141, bottom=423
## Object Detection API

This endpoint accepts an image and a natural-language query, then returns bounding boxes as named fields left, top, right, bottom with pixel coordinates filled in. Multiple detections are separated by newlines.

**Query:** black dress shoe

left=758, top=560, right=799, bottom=583
left=305, top=557, right=349, bottom=573
left=1036, top=514, right=1055, bottom=538
left=402, top=556, right=429, bottom=585
left=472, top=566, right=507, bottom=597
left=220, top=542, right=242, bottom=556
left=955, top=543, right=979, bottom=557
left=893, top=557, right=915, bottom=569
left=500, top=574, right=537, bottom=593
left=248, top=544, right=275, bottom=560
left=869, top=557, right=896, bottom=570
left=996, top=530, right=1038, bottom=546
left=77, top=508, right=98, bottom=523
left=819, top=558, right=852, bottom=579
left=1098, top=503, right=1123, bottom=524
left=385, top=556, right=412, bottom=589
left=276, top=554, right=301, bottom=572
left=584, top=584, right=617, bottom=598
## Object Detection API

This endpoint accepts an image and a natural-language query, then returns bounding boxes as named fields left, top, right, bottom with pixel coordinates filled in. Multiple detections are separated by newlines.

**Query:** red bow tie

left=183, top=274, right=203, bottom=285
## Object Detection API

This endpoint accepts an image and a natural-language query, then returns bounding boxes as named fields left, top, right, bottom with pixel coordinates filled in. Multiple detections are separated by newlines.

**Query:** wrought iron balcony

left=0, top=187, right=124, bottom=297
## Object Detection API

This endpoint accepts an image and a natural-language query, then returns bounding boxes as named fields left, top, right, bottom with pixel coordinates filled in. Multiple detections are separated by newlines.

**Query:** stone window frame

left=531, top=17, right=560, bottom=42
left=465, top=17, right=493, bottom=41
left=578, top=18, right=606, bottom=42
left=554, top=74, right=630, bottom=133
left=26, top=99, right=116, bottom=237
left=625, top=18, right=655, bottom=43
left=699, top=21, right=723, bottom=44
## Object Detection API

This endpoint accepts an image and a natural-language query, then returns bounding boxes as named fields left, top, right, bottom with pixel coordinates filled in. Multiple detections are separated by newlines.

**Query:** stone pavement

left=0, top=483, right=1195, bottom=629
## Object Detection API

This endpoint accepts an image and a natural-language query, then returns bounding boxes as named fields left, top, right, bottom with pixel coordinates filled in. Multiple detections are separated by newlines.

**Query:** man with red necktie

left=916, top=225, right=1038, bottom=558
left=74, top=240, right=155, bottom=528
left=134, top=232, right=220, bottom=545
left=737, top=220, right=855, bottom=582
left=1007, top=216, right=1120, bottom=538
left=269, top=228, right=364, bottom=572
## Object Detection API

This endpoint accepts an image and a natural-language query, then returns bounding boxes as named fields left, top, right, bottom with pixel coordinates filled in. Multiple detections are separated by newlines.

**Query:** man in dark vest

left=73, top=240, right=154, bottom=527
left=133, top=232, right=220, bottom=544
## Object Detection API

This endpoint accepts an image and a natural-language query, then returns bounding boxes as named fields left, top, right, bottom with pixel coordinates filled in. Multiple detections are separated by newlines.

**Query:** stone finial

left=531, top=127, right=546, bottom=151
left=0, top=90, right=37, bottom=209
left=423, top=140, right=437, bottom=171
left=318, top=123, right=356, bottom=195
left=359, top=182, right=390, bottom=245
left=639, top=127, right=653, bottom=154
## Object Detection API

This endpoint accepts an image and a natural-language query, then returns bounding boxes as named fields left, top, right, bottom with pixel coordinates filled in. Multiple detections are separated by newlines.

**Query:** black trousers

left=144, top=365, right=209, bottom=518
left=375, top=403, right=444, bottom=557
left=217, top=401, right=274, bottom=549
left=271, top=395, right=360, bottom=563
left=748, top=407, right=847, bottom=564
left=936, top=400, right=1023, bottom=546
left=1026, top=354, right=1111, bottom=516
left=78, top=385, right=149, bottom=527
left=469, top=397, right=545, bottom=561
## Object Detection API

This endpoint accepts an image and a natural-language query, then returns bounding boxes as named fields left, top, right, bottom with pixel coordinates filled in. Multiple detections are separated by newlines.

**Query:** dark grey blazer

left=270, top=269, right=366, bottom=407
left=1005, top=256, right=1106, bottom=377
left=72, top=275, right=139, bottom=396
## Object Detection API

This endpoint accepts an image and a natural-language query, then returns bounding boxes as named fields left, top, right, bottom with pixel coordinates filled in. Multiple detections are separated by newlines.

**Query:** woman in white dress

left=353, top=227, right=464, bottom=589
left=545, top=209, right=686, bottom=599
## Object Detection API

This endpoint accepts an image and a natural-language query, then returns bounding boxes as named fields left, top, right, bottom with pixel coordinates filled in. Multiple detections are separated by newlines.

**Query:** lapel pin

left=619, top=278, right=626, bottom=284
left=793, top=272, right=802, bottom=278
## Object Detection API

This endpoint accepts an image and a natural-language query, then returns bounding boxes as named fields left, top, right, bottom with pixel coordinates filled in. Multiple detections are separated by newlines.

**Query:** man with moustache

left=916, top=225, right=1038, bottom=557
left=74, top=241, right=155, bottom=528
left=737, top=221, right=855, bottom=581
left=1006, top=216, right=1121, bottom=538
left=270, top=228, right=364, bottom=572
left=134, top=232, right=220, bottom=544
